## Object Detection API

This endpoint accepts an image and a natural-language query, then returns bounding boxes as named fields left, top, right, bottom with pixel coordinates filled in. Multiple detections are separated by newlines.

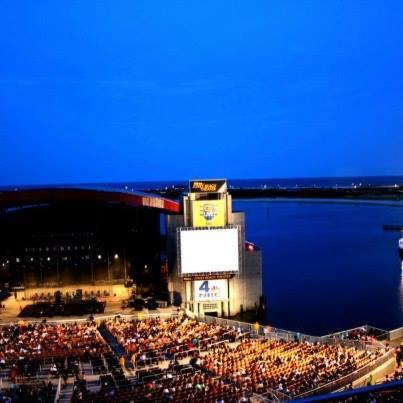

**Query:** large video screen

left=179, top=227, right=239, bottom=274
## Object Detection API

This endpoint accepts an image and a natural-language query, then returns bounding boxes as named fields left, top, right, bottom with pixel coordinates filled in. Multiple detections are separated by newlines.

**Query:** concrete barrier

left=389, top=327, right=403, bottom=342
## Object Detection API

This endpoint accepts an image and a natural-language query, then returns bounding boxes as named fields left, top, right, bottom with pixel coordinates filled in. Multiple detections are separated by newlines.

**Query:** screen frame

left=177, top=225, right=241, bottom=277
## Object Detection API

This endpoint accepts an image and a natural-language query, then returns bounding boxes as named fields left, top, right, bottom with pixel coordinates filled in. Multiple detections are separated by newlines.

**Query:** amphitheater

left=0, top=185, right=402, bottom=401
left=0, top=306, right=402, bottom=403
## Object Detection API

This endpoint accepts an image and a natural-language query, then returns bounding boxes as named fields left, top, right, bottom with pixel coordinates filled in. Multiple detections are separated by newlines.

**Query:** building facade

left=167, top=179, right=262, bottom=317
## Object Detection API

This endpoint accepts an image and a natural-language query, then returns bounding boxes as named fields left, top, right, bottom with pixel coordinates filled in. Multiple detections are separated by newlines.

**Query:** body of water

left=233, top=199, right=403, bottom=336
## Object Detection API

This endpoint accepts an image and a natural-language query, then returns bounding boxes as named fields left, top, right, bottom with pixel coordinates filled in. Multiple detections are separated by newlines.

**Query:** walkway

left=98, top=325, right=134, bottom=372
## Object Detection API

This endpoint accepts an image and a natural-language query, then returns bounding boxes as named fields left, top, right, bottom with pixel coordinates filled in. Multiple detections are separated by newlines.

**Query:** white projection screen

left=179, top=227, right=239, bottom=275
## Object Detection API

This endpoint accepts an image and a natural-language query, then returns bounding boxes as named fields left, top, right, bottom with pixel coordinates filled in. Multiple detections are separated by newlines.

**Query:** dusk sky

left=1, top=1, right=403, bottom=185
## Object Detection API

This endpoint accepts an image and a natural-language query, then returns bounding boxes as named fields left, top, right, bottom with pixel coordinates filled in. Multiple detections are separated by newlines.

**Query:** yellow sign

left=192, top=200, right=226, bottom=227
left=190, top=180, right=227, bottom=193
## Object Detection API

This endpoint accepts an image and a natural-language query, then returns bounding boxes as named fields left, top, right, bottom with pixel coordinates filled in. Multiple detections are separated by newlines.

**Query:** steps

left=57, top=382, right=73, bottom=403
left=98, top=325, right=133, bottom=370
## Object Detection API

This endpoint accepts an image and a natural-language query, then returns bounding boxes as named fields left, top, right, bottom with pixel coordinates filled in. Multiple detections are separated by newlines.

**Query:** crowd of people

left=72, top=365, right=253, bottom=403
left=0, top=321, right=109, bottom=379
left=105, top=316, right=241, bottom=365
left=196, top=338, right=383, bottom=397
left=338, top=326, right=387, bottom=346
left=0, top=381, right=54, bottom=402
left=100, top=316, right=387, bottom=399
left=0, top=316, right=392, bottom=402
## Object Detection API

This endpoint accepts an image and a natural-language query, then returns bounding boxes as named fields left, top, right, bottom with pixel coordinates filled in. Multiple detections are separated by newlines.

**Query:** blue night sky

left=1, top=1, right=403, bottom=185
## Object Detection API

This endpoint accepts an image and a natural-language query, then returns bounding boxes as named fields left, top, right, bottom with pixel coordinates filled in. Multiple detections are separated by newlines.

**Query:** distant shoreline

left=150, top=186, right=403, bottom=203
left=227, top=187, right=403, bottom=201
left=232, top=197, right=403, bottom=208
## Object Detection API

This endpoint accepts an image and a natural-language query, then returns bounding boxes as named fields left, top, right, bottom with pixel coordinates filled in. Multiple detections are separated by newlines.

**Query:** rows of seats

left=0, top=380, right=55, bottom=402
left=104, top=316, right=241, bottom=366
left=198, top=337, right=384, bottom=397
left=0, top=316, right=387, bottom=402
left=72, top=365, right=251, bottom=402
left=100, top=316, right=385, bottom=399
left=0, top=321, right=110, bottom=379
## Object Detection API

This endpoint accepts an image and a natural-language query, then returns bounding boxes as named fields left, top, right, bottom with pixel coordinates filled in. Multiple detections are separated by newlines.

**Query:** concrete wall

left=243, top=249, right=263, bottom=308
left=389, top=327, right=403, bottom=342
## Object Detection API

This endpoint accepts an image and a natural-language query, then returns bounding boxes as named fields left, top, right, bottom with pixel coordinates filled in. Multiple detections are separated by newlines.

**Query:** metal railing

left=172, top=347, right=199, bottom=362
left=206, top=339, right=230, bottom=349
left=0, top=310, right=181, bottom=326
left=260, top=388, right=293, bottom=402
left=54, top=377, right=62, bottom=403
left=322, top=324, right=389, bottom=342
left=296, top=348, right=395, bottom=398
left=192, top=312, right=368, bottom=351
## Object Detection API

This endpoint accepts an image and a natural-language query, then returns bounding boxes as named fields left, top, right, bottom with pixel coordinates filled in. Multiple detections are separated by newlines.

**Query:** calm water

left=233, top=199, right=403, bottom=336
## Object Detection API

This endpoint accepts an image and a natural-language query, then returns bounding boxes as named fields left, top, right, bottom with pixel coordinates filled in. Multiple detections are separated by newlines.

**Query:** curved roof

left=0, top=187, right=180, bottom=213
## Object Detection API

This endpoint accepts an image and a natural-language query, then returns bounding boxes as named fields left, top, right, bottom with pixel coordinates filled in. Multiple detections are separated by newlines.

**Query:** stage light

left=97, top=254, right=102, bottom=260
left=114, top=254, right=119, bottom=260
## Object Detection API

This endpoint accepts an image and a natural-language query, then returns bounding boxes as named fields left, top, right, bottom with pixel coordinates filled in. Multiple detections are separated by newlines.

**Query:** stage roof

left=0, top=186, right=180, bottom=213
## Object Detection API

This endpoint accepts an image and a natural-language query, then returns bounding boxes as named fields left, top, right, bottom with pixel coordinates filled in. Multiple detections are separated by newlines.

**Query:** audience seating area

left=198, top=337, right=383, bottom=397
left=72, top=364, right=250, bottom=403
left=0, top=315, right=390, bottom=402
left=0, top=322, right=109, bottom=380
left=0, top=381, right=55, bottom=402
left=104, top=316, right=242, bottom=366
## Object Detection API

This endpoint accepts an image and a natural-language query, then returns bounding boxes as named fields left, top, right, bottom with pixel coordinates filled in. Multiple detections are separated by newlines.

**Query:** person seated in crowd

left=0, top=321, right=109, bottom=377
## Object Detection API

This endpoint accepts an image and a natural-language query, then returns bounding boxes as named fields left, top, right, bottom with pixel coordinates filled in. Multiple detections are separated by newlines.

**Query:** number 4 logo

left=199, top=281, right=209, bottom=292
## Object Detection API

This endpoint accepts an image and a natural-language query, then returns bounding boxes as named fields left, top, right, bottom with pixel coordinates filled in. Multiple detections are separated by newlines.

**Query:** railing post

left=54, top=376, right=62, bottom=403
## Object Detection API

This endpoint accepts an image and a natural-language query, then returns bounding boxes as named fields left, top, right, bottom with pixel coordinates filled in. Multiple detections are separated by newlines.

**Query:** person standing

left=119, top=355, right=125, bottom=369
left=130, top=353, right=136, bottom=368
left=396, top=345, right=403, bottom=368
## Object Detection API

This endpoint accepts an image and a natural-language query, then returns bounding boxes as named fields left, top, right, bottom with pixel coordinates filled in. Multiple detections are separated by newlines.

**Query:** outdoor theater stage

left=0, top=292, right=177, bottom=324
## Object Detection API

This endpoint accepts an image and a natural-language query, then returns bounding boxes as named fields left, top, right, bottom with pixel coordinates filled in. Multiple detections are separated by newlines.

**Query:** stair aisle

left=98, top=324, right=133, bottom=370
